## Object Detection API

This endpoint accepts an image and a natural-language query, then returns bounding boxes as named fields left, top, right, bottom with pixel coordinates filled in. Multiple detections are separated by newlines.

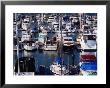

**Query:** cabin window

left=64, top=39, right=68, bottom=41
left=68, top=39, right=72, bottom=41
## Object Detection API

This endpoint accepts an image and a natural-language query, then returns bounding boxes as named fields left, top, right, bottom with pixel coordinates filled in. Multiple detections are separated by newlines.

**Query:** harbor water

left=13, top=13, right=97, bottom=75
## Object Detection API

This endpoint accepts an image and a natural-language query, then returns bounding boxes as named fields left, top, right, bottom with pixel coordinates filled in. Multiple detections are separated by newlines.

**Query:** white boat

left=24, top=41, right=37, bottom=51
left=80, top=40, right=96, bottom=50
left=44, top=40, right=57, bottom=51
left=24, top=45, right=36, bottom=51
left=50, top=57, right=69, bottom=75
left=79, top=35, right=96, bottom=50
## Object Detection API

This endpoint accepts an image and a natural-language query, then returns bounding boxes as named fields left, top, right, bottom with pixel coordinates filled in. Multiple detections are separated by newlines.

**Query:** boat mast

left=59, top=13, right=63, bottom=75
left=16, top=13, right=20, bottom=74
left=80, top=13, right=82, bottom=31
left=41, top=13, right=43, bottom=22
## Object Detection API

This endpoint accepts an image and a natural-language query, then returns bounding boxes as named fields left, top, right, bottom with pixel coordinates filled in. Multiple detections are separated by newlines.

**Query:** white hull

left=44, top=45, right=57, bottom=51
left=24, top=45, right=37, bottom=51
left=80, top=40, right=96, bottom=50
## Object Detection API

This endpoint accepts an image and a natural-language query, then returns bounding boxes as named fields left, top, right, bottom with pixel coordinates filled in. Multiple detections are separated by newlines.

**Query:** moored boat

left=50, top=57, right=69, bottom=75
left=62, top=37, right=74, bottom=52
left=23, top=40, right=37, bottom=51
left=44, top=40, right=57, bottom=51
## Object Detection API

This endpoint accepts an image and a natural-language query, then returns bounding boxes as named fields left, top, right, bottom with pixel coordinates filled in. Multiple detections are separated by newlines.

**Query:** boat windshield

left=88, top=35, right=96, bottom=40
left=64, top=39, right=72, bottom=41
left=69, top=39, right=72, bottom=41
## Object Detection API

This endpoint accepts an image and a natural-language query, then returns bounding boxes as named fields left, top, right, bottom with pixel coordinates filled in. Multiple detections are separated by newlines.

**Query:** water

left=13, top=46, right=80, bottom=74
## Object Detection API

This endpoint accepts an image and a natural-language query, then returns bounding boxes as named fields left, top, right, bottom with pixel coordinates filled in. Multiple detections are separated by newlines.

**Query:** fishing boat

left=44, top=40, right=57, bottom=51
left=79, top=62, right=97, bottom=75
left=23, top=40, right=37, bottom=51
left=63, top=36, right=74, bottom=52
left=50, top=57, right=69, bottom=75
left=78, top=34, right=97, bottom=51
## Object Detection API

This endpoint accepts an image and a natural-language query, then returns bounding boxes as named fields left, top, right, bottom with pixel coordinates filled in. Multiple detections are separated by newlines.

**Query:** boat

left=44, top=40, right=57, bottom=51
left=50, top=57, right=69, bottom=75
left=79, top=62, right=97, bottom=75
left=62, top=37, right=74, bottom=52
left=23, top=40, right=37, bottom=51
left=78, top=34, right=97, bottom=51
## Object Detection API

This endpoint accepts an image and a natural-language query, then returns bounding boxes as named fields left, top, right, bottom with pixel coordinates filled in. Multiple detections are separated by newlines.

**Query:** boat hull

left=44, top=45, right=57, bottom=51
left=24, top=45, right=37, bottom=51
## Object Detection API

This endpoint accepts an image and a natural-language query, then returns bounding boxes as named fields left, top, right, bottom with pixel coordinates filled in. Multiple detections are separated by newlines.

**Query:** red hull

left=80, top=55, right=96, bottom=61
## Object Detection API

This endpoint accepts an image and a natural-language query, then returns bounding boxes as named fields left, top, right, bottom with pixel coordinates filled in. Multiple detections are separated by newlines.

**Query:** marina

left=13, top=13, right=97, bottom=76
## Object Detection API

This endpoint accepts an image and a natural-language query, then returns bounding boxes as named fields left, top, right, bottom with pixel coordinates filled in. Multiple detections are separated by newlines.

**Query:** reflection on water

left=13, top=47, right=80, bottom=75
